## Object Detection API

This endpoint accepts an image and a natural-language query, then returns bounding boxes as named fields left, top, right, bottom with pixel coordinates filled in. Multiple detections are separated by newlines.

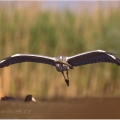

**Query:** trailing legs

left=62, top=71, right=69, bottom=86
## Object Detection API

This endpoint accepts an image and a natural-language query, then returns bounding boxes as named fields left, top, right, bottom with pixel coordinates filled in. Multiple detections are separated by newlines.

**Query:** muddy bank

left=0, top=97, right=120, bottom=119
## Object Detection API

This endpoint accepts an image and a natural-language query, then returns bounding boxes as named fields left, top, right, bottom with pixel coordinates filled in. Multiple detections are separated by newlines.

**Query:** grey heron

left=0, top=50, right=120, bottom=86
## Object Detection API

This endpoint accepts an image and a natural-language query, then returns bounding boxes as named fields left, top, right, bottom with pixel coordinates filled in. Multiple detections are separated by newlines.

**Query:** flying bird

left=0, top=50, right=120, bottom=86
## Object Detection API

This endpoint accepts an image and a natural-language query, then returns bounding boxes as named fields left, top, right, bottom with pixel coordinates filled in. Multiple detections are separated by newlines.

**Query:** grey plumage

left=0, top=50, right=120, bottom=86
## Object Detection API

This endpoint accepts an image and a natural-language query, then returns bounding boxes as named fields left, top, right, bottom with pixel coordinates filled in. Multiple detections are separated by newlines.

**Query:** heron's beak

left=56, top=60, right=73, bottom=69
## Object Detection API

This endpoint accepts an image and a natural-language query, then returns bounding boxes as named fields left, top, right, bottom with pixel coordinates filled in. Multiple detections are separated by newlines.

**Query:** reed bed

left=0, top=3, right=120, bottom=98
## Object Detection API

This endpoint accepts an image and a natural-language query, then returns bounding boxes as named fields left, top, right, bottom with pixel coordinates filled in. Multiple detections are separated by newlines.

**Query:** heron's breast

left=55, top=63, right=69, bottom=72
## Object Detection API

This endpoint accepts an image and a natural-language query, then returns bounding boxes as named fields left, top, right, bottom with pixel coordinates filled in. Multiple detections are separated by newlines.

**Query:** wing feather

left=67, top=50, right=120, bottom=67
left=0, top=54, right=56, bottom=68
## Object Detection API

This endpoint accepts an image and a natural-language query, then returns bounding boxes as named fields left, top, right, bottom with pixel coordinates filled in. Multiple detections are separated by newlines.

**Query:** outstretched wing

left=0, top=54, right=56, bottom=68
left=67, top=50, right=120, bottom=67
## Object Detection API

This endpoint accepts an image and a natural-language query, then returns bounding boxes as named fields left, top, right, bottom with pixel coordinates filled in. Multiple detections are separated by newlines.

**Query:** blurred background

left=0, top=1, right=120, bottom=99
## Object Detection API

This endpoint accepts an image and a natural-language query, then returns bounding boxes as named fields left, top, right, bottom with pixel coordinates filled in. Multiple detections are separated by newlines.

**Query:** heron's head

left=55, top=56, right=73, bottom=69
left=59, top=56, right=63, bottom=61
left=55, top=56, right=63, bottom=62
left=55, top=56, right=67, bottom=63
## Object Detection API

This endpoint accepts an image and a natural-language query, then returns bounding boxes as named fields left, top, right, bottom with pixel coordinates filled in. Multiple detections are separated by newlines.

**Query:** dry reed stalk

left=0, top=76, right=4, bottom=97
left=3, top=67, right=11, bottom=95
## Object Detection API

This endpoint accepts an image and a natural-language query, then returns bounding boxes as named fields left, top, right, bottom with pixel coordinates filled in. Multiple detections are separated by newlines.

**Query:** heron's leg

left=66, top=71, right=69, bottom=86
left=61, top=72, right=69, bottom=86
left=62, top=71, right=66, bottom=81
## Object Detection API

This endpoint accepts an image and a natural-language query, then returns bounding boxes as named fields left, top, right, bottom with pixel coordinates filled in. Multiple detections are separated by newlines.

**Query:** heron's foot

left=65, top=79, right=69, bottom=86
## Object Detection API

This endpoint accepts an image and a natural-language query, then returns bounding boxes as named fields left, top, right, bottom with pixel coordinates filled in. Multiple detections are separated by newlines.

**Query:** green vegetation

left=0, top=5, right=120, bottom=98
